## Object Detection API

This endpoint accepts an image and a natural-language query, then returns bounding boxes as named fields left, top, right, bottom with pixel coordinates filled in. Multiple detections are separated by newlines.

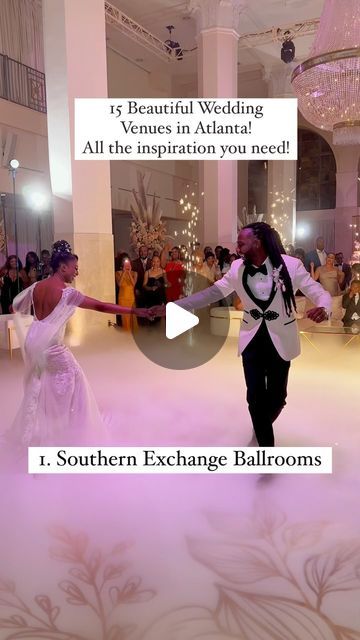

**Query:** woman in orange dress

left=115, top=257, right=138, bottom=330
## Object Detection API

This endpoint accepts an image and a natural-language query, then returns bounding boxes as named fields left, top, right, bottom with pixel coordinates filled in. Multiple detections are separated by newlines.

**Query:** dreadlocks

left=243, top=222, right=296, bottom=317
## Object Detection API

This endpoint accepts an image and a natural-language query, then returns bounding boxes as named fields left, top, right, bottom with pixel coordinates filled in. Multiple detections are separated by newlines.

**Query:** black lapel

left=242, top=265, right=278, bottom=311
left=242, top=266, right=261, bottom=307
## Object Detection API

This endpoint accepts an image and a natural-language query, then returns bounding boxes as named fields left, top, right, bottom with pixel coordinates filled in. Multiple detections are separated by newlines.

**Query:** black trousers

left=242, top=322, right=290, bottom=447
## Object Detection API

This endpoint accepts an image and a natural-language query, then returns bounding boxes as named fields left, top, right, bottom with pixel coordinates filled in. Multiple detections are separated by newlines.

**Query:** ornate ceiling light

left=291, top=0, right=360, bottom=145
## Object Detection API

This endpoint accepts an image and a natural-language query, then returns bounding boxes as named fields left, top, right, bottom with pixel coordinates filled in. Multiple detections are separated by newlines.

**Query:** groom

left=160, top=223, right=332, bottom=447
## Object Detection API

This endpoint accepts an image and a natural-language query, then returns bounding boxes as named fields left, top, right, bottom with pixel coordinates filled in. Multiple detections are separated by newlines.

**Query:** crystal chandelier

left=291, top=0, right=360, bottom=145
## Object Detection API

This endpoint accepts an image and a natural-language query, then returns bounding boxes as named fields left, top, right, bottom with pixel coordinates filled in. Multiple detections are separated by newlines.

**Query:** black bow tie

left=247, top=264, right=268, bottom=277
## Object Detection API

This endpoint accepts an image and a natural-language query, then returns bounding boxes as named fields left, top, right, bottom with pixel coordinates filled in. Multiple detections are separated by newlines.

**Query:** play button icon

left=166, top=302, right=199, bottom=339
left=130, top=270, right=230, bottom=370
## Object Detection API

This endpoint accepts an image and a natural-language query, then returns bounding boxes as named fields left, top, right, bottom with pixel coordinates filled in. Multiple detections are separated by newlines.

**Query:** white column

left=190, top=0, right=245, bottom=248
left=42, top=0, right=114, bottom=336
left=266, top=64, right=297, bottom=245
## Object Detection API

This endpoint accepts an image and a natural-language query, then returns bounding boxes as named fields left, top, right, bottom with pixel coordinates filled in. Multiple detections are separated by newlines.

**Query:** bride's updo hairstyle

left=50, top=240, right=77, bottom=272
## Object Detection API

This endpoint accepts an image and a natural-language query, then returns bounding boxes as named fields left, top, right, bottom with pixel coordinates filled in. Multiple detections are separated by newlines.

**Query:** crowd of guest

left=2, top=238, right=357, bottom=330
left=286, top=237, right=352, bottom=294
left=115, top=245, right=176, bottom=328
left=114, top=243, right=245, bottom=328
left=0, top=249, right=52, bottom=314
left=286, top=237, right=360, bottom=328
left=114, top=237, right=359, bottom=331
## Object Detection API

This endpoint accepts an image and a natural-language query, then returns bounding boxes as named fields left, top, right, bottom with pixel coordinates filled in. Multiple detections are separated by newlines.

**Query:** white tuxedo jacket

left=176, top=255, right=332, bottom=361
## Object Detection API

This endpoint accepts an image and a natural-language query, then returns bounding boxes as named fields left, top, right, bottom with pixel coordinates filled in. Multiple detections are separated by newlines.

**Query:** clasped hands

left=134, top=305, right=166, bottom=319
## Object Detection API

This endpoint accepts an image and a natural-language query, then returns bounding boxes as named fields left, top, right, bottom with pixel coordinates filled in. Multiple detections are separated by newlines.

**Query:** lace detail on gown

left=22, top=375, right=42, bottom=446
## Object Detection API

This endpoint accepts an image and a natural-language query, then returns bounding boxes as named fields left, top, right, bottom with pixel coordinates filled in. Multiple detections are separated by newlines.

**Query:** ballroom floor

left=0, top=320, right=359, bottom=640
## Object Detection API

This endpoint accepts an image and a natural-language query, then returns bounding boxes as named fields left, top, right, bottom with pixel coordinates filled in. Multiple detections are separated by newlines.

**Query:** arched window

left=297, top=129, right=336, bottom=211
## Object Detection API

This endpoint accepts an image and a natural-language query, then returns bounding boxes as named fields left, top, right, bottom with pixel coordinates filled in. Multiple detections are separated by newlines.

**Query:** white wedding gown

left=2, top=283, right=107, bottom=464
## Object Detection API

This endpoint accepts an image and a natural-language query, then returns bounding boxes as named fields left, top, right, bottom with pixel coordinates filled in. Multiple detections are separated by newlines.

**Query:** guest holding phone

left=116, top=257, right=138, bottom=331
left=143, top=255, right=167, bottom=323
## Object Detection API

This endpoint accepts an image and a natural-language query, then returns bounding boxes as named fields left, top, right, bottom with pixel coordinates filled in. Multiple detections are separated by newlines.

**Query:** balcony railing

left=0, top=53, right=46, bottom=114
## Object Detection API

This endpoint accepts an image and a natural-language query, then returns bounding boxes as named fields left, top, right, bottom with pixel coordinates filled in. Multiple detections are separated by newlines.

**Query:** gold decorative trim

left=1, top=507, right=360, bottom=639
left=291, top=47, right=360, bottom=81
left=334, top=120, right=360, bottom=129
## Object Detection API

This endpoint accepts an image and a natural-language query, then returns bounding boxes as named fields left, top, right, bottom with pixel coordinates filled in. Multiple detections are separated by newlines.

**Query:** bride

left=3, top=240, right=151, bottom=461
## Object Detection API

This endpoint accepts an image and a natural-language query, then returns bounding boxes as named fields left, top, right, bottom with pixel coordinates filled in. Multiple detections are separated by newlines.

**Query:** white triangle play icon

left=166, top=302, right=199, bottom=340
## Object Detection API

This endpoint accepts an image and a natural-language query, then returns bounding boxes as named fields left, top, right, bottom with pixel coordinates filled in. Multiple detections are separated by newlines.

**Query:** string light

left=177, top=183, right=200, bottom=274
left=269, top=181, right=296, bottom=247
left=350, top=219, right=360, bottom=271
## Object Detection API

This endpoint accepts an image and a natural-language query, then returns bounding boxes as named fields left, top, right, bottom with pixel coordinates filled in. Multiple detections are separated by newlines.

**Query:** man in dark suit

left=305, top=237, right=327, bottom=272
left=131, top=245, right=152, bottom=291
left=131, top=246, right=152, bottom=320
left=335, top=252, right=352, bottom=290
left=342, top=281, right=360, bottom=327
